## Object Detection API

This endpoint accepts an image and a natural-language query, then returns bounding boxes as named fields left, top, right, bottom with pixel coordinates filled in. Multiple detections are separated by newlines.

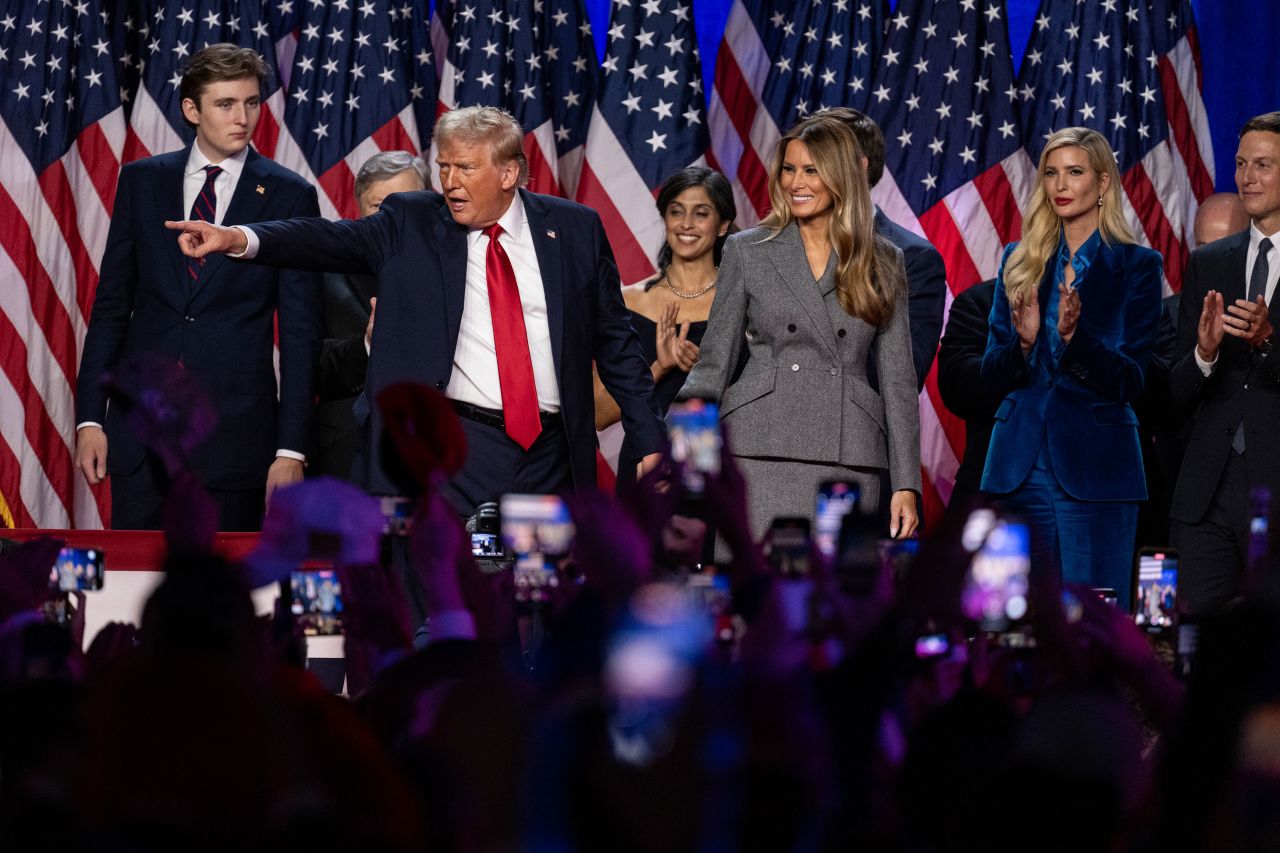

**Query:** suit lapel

left=192, top=149, right=270, bottom=305
left=521, top=190, right=565, bottom=379
left=433, top=202, right=470, bottom=357
left=764, top=223, right=839, bottom=360
left=154, top=150, right=192, bottom=302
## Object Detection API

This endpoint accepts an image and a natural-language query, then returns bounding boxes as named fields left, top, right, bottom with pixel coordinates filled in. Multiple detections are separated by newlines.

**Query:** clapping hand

left=1196, top=290, right=1226, bottom=362
left=1057, top=283, right=1080, bottom=344
left=654, top=303, right=699, bottom=373
left=1224, top=294, right=1274, bottom=349
left=1011, top=288, right=1041, bottom=354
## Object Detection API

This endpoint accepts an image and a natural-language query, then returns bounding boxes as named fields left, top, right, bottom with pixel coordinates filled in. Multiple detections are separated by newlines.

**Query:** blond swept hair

left=433, top=105, right=529, bottom=186
left=1004, top=127, right=1135, bottom=305
left=760, top=116, right=903, bottom=327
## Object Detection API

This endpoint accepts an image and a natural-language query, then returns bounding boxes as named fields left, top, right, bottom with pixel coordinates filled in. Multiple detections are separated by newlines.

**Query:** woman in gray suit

left=678, top=116, right=921, bottom=541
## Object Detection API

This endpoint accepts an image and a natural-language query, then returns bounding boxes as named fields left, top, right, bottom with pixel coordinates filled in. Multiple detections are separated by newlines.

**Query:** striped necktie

left=187, top=165, right=222, bottom=283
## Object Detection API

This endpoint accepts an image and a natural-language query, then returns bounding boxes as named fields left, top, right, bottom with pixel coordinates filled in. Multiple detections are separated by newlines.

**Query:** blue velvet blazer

left=979, top=236, right=1163, bottom=501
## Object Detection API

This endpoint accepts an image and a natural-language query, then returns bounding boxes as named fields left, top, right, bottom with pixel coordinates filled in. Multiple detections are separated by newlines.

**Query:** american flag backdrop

left=576, top=0, right=710, bottom=286
left=1, top=0, right=125, bottom=529
left=1018, top=0, right=1213, bottom=295
left=268, top=0, right=432, bottom=220
left=433, top=0, right=598, bottom=197
left=864, top=0, right=1035, bottom=520
left=1, top=0, right=1218, bottom=529
left=707, top=0, right=888, bottom=228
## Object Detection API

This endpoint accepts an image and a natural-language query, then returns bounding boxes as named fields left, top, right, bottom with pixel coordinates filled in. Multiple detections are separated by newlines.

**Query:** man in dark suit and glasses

left=308, top=152, right=429, bottom=481
left=1169, top=111, right=1280, bottom=615
left=75, top=44, right=321, bottom=531
left=169, top=106, right=664, bottom=516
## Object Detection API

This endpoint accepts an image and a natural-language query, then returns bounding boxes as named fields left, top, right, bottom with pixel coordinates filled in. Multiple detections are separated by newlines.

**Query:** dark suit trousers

left=441, top=416, right=573, bottom=516
left=110, top=454, right=265, bottom=532
left=391, top=414, right=573, bottom=632
left=1172, top=451, right=1249, bottom=617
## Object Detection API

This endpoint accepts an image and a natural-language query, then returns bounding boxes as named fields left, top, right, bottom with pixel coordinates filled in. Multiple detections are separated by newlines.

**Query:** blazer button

left=791, top=364, right=800, bottom=372
left=788, top=324, right=797, bottom=333
left=837, top=329, right=846, bottom=338
left=185, top=315, right=194, bottom=323
left=435, top=381, right=445, bottom=390
left=830, top=367, right=839, bottom=376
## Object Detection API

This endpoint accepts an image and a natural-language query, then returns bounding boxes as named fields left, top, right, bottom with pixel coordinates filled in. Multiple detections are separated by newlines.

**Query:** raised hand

left=1223, top=294, right=1274, bottom=348
left=163, top=219, right=248, bottom=258
left=1011, top=288, right=1041, bottom=354
left=1196, top=290, right=1226, bottom=362
left=1057, top=283, right=1081, bottom=344
left=654, top=303, right=699, bottom=374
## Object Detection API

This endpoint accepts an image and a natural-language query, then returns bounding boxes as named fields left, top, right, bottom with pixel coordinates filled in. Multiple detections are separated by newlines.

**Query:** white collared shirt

left=448, top=193, right=560, bottom=412
left=183, top=142, right=248, bottom=226
left=1196, top=221, right=1280, bottom=375
left=235, top=193, right=561, bottom=412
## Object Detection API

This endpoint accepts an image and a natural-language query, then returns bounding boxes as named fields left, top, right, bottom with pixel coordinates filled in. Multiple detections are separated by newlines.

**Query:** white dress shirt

left=237, top=194, right=561, bottom=413
left=183, top=142, right=247, bottom=225
left=1196, top=221, right=1280, bottom=375
left=447, top=194, right=560, bottom=413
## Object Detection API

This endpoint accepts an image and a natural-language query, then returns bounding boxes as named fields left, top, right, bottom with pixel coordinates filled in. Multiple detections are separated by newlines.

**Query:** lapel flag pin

left=256, top=184, right=265, bottom=194
left=546, top=229, right=556, bottom=239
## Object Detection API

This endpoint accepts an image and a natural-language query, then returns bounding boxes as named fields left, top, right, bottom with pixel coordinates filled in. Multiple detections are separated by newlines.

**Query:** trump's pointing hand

left=164, top=220, right=248, bottom=258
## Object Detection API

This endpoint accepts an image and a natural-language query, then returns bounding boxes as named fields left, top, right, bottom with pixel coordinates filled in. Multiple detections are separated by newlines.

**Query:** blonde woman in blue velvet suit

left=982, top=127, right=1163, bottom=609
left=679, top=116, right=921, bottom=543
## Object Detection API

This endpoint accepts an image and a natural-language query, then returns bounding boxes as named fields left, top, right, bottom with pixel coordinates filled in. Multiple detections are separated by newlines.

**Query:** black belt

left=451, top=399, right=559, bottom=430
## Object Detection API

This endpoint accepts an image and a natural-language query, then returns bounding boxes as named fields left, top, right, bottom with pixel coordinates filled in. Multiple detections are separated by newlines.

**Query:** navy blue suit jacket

left=872, top=208, right=948, bottom=391
left=937, top=280, right=1000, bottom=494
left=249, top=188, right=665, bottom=495
left=76, top=147, right=321, bottom=490
left=980, top=239, right=1163, bottom=501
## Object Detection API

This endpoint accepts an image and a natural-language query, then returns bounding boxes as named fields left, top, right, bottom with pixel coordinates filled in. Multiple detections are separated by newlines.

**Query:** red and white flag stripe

left=0, top=107, right=123, bottom=528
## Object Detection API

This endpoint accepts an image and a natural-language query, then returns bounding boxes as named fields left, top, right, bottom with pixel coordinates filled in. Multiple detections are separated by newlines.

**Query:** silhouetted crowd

left=4, top=414, right=1280, bottom=853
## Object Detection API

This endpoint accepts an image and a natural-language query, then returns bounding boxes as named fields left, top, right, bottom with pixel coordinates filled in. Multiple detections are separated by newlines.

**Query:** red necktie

left=187, top=164, right=222, bottom=282
left=483, top=224, right=541, bottom=450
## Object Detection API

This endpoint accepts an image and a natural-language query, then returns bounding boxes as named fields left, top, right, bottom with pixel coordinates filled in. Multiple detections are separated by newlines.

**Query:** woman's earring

left=1097, top=196, right=1103, bottom=208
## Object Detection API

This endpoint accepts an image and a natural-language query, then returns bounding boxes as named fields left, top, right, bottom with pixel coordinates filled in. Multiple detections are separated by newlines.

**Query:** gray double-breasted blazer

left=678, top=222, right=922, bottom=494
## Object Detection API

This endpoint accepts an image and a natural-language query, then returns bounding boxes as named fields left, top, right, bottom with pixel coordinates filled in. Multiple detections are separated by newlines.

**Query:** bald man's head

left=1194, top=192, right=1250, bottom=248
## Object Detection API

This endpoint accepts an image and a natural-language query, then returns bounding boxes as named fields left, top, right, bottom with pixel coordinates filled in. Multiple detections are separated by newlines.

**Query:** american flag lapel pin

left=546, top=229, right=556, bottom=239
left=256, top=184, right=265, bottom=194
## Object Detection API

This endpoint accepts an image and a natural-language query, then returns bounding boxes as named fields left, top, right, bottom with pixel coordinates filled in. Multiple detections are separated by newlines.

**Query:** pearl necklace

left=663, top=270, right=717, bottom=299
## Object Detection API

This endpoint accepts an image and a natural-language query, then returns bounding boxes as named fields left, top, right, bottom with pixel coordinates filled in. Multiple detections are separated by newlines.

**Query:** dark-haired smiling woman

left=981, top=127, right=1162, bottom=609
left=594, top=166, right=735, bottom=488
left=677, top=116, right=920, bottom=541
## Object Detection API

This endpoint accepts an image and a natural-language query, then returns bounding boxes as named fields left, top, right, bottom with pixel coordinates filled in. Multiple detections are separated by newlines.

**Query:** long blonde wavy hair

left=1004, top=127, right=1136, bottom=304
left=759, top=116, right=904, bottom=327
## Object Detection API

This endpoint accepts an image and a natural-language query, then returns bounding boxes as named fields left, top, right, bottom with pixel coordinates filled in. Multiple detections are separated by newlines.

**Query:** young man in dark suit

left=308, top=152, right=429, bottom=481
left=169, top=106, right=663, bottom=517
left=75, top=44, right=321, bottom=531
left=1169, top=111, right=1280, bottom=615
